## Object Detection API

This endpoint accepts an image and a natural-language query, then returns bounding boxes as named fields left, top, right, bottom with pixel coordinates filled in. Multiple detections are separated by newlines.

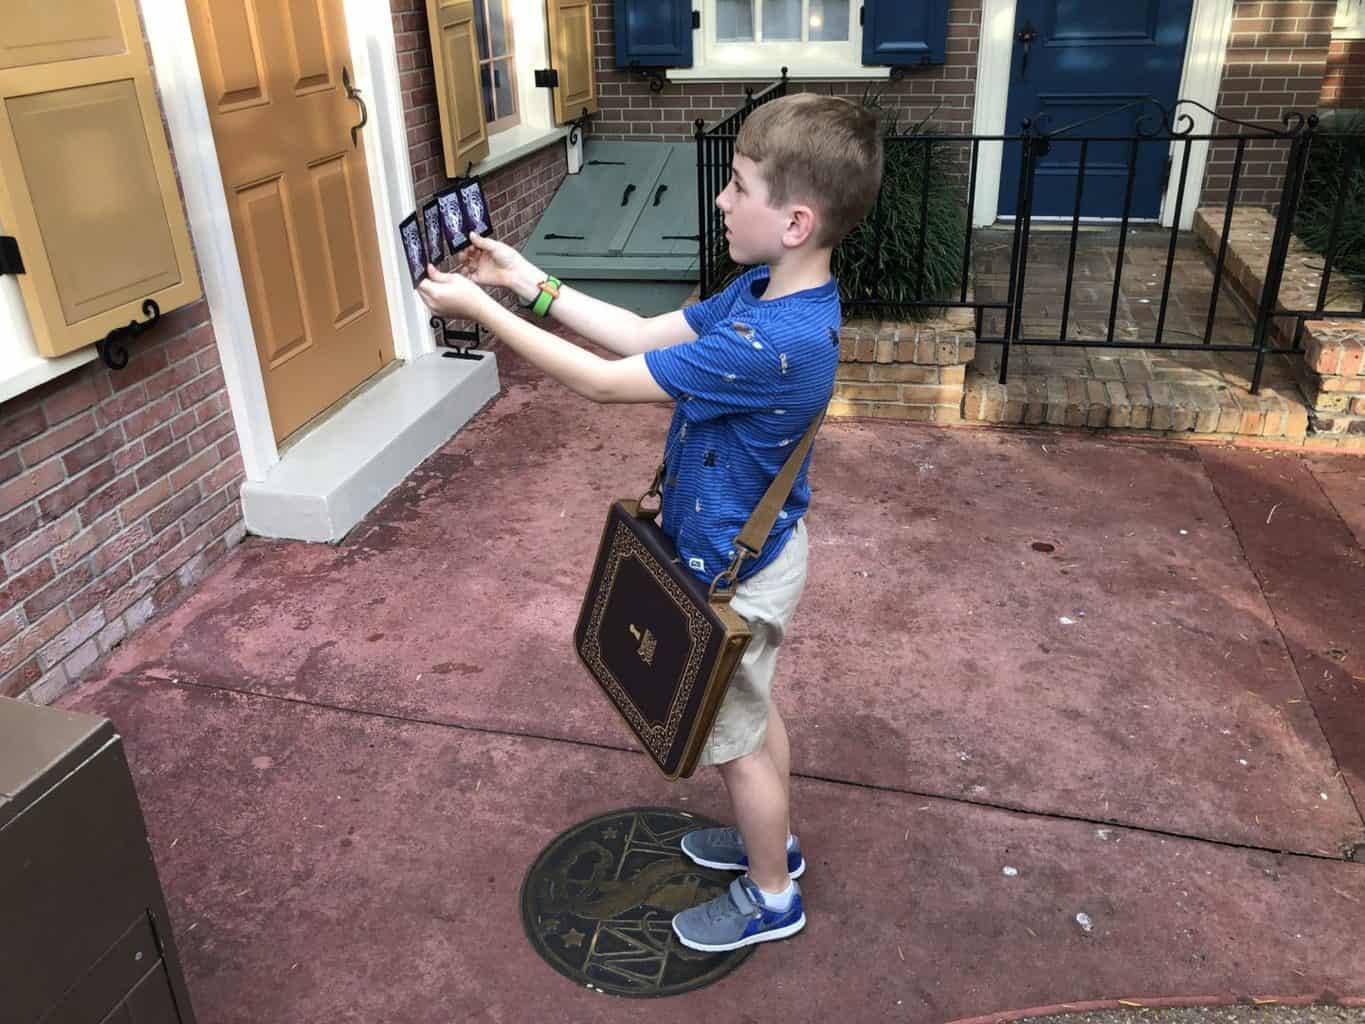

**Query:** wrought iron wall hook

left=95, top=299, right=160, bottom=370
left=625, top=60, right=667, bottom=92
left=430, top=315, right=485, bottom=360
left=568, top=107, right=593, bottom=146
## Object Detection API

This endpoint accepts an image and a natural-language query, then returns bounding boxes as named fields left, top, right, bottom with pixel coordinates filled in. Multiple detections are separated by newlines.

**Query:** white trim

left=972, top=0, right=1234, bottom=229
left=675, top=0, right=876, bottom=80
left=668, top=63, right=888, bottom=81
left=142, top=0, right=427, bottom=482
left=1336, top=0, right=1365, bottom=39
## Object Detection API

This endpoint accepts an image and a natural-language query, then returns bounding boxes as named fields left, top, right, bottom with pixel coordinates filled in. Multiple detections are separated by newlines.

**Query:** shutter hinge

left=534, top=68, right=559, bottom=89
left=859, top=5, right=865, bottom=26
left=692, top=10, right=701, bottom=29
left=0, top=236, right=23, bottom=276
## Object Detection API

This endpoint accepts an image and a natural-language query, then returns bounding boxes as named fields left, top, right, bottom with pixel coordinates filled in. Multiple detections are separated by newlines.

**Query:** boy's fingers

left=425, top=262, right=451, bottom=282
left=469, top=231, right=493, bottom=250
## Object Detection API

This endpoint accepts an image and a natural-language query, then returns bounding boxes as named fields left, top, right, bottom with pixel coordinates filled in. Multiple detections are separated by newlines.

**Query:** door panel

left=1000, top=0, right=1194, bottom=218
left=188, top=0, right=393, bottom=441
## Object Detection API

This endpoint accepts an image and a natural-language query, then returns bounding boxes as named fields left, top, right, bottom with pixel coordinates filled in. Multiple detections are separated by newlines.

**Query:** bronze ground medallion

left=520, top=807, right=755, bottom=997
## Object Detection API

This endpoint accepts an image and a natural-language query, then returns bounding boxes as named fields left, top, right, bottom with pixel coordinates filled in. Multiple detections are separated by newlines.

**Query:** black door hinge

left=1159, top=154, right=1173, bottom=195
left=859, top=5, right=865, bottom=25
left=0, top=236, right=23, bottom=276
left=534, top=68, right=559, bottom=89
left=692, top=10, right=701, bottom=29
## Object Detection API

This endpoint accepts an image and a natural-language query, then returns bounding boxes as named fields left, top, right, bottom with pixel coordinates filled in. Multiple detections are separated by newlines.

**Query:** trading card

left=435, top=185, right=471, bottom=254
left=399, top=212, right=427, bottom=287
left=458, top=177, right=493, bottom=237
left=421, top=198, right=445, bottom=266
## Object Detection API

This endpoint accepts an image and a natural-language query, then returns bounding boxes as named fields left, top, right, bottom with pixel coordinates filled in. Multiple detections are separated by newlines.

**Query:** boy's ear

left=782, top=203, right=819, bottom=249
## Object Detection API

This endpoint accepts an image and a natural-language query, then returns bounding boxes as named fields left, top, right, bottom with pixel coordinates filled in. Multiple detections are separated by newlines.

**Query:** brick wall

left=588, top=0, right=982, bottom=141
left=0, top=300, right=246, bottom=704
left=1322, top=37, right=1365, bottom=108
left=390, top=0, right=568, bottom=261
left=1203, top=1, right=1337, bottom=209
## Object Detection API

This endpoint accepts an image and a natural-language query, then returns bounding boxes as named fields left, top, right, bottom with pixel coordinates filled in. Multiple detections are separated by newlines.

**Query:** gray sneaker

left=672, top=876, right=806, bottom=952
left=679, top=827, right=805, bottom=879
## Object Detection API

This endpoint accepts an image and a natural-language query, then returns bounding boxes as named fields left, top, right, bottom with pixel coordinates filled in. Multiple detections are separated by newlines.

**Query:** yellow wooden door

left=187, top=0, right=394, bottom=442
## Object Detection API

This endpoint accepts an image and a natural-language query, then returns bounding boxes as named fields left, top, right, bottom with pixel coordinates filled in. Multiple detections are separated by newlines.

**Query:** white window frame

left=1336, top=0, right=1365, bottom=40
left=669, top=0, right=889, bottom=81
left=471, top=0, right=570, bottom=171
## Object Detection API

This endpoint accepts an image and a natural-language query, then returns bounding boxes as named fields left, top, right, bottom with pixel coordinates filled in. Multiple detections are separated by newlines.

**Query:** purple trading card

left=421, top=199, right=445, bottom=266
left=399, top=212, right=427, bottom=288
left=435, top=185, right=470, bottom=254
left=458, top=178, right=493, bottom=237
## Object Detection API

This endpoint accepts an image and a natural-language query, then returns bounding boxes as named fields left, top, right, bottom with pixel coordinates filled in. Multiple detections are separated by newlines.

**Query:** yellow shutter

left=427, top=0, right=491, bottom=178
left=546, top=0, right=598, bottom=126
left=0, top=0, right=201, bottom=358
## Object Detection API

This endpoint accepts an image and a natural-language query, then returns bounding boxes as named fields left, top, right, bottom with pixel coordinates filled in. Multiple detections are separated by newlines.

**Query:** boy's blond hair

left=735, top=93, right=884, bottom=248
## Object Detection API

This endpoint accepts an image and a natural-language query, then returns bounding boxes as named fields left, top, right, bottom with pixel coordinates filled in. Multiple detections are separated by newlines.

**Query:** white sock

left=757, top=879, right=795, bottom=911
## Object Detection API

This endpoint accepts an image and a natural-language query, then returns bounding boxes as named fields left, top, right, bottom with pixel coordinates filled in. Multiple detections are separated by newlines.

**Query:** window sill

left=471, top=124, right=571, bottom=175
left=0, top=347, right=98, bottom=405
left=666, top=63, right=890, bottom=82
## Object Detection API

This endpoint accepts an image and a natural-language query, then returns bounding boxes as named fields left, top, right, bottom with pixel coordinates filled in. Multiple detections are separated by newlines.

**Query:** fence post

left=1000, top=122, right=1039, bottom=384
left=1250, top=114, right=1316, bottom=394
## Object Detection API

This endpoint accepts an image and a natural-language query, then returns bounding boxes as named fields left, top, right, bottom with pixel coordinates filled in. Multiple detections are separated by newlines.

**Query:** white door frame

left=142, top=0, right=434, bottom=481
left=971, top=0, right=1235, bottom=230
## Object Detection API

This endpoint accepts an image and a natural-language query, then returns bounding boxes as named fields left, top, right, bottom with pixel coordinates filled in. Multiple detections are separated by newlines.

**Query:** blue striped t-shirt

left=644, top=266, right=840, bottom=585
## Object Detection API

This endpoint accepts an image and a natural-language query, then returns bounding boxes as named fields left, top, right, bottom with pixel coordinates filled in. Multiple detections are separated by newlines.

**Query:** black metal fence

left=696, top=90, right=1365, bottom=394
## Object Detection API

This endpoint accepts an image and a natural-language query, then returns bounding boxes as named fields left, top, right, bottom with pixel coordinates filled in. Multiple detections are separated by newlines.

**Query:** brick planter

left=1193, top=207, right=1365, bottom=446
left=832, top=309, right=976, bottom=423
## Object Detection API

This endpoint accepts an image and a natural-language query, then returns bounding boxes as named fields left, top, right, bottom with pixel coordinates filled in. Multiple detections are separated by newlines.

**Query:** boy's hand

left=418, top=263, right=492, bottom=321
left=457, top=232, right=542, bottom=303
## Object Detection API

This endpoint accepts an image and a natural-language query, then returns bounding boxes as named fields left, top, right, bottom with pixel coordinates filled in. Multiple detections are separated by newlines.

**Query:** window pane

left=474, top=0, right=490, bottom=60
left=479, top=63, right=496, bottom=123
left=488, top=0, right=510, bottom=58
left=490, top=58, right=516, bottom=121
left=762, top=0, right=801, bottom=40
left=717, top=0, right=755, bottom=41
left=808, top=0, right=848, bottom=41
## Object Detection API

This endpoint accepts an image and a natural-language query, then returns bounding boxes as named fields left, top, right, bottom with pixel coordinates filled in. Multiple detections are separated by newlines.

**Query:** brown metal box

left=0, top=696, right=196, bottom=1023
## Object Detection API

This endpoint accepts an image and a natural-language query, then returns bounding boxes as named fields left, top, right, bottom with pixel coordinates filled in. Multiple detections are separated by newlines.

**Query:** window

left=474, top=0, right=519, bottom=131
left=1337, top=0, right=1365, bottom=38
left=677, top=0, right=880, bottom=80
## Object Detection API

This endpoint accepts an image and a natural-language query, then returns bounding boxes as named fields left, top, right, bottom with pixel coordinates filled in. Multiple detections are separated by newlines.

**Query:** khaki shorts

left=696, top=519, right=809, bottom=767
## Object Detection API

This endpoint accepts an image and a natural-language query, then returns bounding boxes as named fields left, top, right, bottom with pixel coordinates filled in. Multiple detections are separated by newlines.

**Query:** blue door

left=999, top=0, right=1195, bottom=219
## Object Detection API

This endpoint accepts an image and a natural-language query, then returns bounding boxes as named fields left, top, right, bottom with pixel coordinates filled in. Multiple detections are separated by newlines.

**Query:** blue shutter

left=861, top=1, right=948, bottom=66
left=615, top=0, right=694, bottom=68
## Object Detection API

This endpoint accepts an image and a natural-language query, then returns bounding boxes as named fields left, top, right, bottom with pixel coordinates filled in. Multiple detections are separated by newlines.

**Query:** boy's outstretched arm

left=419, top=264, right=670, bottom=405
left=458, top=233, right=696, bottom=356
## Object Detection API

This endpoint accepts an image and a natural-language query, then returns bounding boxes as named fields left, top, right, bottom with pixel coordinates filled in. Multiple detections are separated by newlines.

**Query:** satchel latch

left=708, top=541, right=758, bottom=603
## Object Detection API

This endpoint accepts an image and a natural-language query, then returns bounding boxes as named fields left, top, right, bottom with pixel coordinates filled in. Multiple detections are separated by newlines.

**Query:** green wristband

left=531, top=276, right=561, bottom=318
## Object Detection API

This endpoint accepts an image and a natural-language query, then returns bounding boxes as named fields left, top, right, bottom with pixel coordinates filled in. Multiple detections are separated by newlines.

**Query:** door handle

left=621, top=183, right=637, bottom=207
left=1016, top=22, right=1037, bottom=80
left=342, top=65, right=368, bottom=147
left=653, top=183, right=668, bottom=207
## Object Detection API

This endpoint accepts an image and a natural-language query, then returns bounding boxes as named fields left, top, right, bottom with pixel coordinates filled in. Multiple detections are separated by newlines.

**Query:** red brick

left=63, top=427, right=125, bottom=475
left=19, top=412, right=96, bottom=466
left=116, top=477, right=173, bottom=526
left=4, top=512, right=80, bottom=576
left=42, top=376, right=100, bottom=424
left=24, top=561, right=94, bottom=619
left=69, top=560, right=134, bottom=620
left=131, top=525, right=184, bottom=575
left=122, top=393, right=180, bottom=440
left=78, top=473, right=139, bottom=528
left=1, top=656, right=41, bottom=698
left=37, top=461, right=115, bottom=522
left=0, top=604, right=69, bottom=676
left=0, top=406, right=47, bottom=449
left=148, top=486, right=202, bottom=537
left=134, top=439, right=191, bottom=490
left=0, top=460, right=67, bottom=518
left=0, top=506, right=39, bottom=555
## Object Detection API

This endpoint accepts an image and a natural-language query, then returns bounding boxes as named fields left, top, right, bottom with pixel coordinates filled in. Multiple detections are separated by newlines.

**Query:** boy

left=418, top=93, right=883, bottom=950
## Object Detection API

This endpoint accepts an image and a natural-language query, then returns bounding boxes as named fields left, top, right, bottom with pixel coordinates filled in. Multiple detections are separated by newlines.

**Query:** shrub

left=1294, top=113, right=1365, bottom=296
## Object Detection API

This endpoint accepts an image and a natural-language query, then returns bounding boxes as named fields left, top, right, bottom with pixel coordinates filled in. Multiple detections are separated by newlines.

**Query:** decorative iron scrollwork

left=431, top=314, right=484, bottom=360
left=96, top=299, right=159, bottom=370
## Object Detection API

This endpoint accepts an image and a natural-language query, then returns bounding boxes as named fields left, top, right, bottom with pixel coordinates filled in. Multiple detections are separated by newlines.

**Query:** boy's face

left=716, top=154, right=814, bottom=265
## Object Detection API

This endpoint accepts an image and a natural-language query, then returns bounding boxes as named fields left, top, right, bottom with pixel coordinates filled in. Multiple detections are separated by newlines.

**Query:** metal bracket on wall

left=568, top=108, right=594, bottom=146
left=0, top=236, right=23, bottom=276
left=431, top=315, right=485, bottom=360
left=626, top=60, right=668, bottom=93
left=96, top=299, right=160, bottom=371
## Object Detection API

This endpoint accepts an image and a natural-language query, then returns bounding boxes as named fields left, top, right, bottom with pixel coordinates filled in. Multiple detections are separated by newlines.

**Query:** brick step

left=962, top=367, right=1310, bottom=439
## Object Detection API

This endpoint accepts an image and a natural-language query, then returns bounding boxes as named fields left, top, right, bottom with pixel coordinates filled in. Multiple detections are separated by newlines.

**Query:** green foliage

left=832, top=106, right=969, bottom=319
left=1294, top=114, right=1365, bottom=295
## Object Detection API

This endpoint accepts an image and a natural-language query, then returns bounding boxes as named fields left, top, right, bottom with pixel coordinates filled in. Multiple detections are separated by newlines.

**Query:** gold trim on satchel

left=574, top=407, right=828, bottom=779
